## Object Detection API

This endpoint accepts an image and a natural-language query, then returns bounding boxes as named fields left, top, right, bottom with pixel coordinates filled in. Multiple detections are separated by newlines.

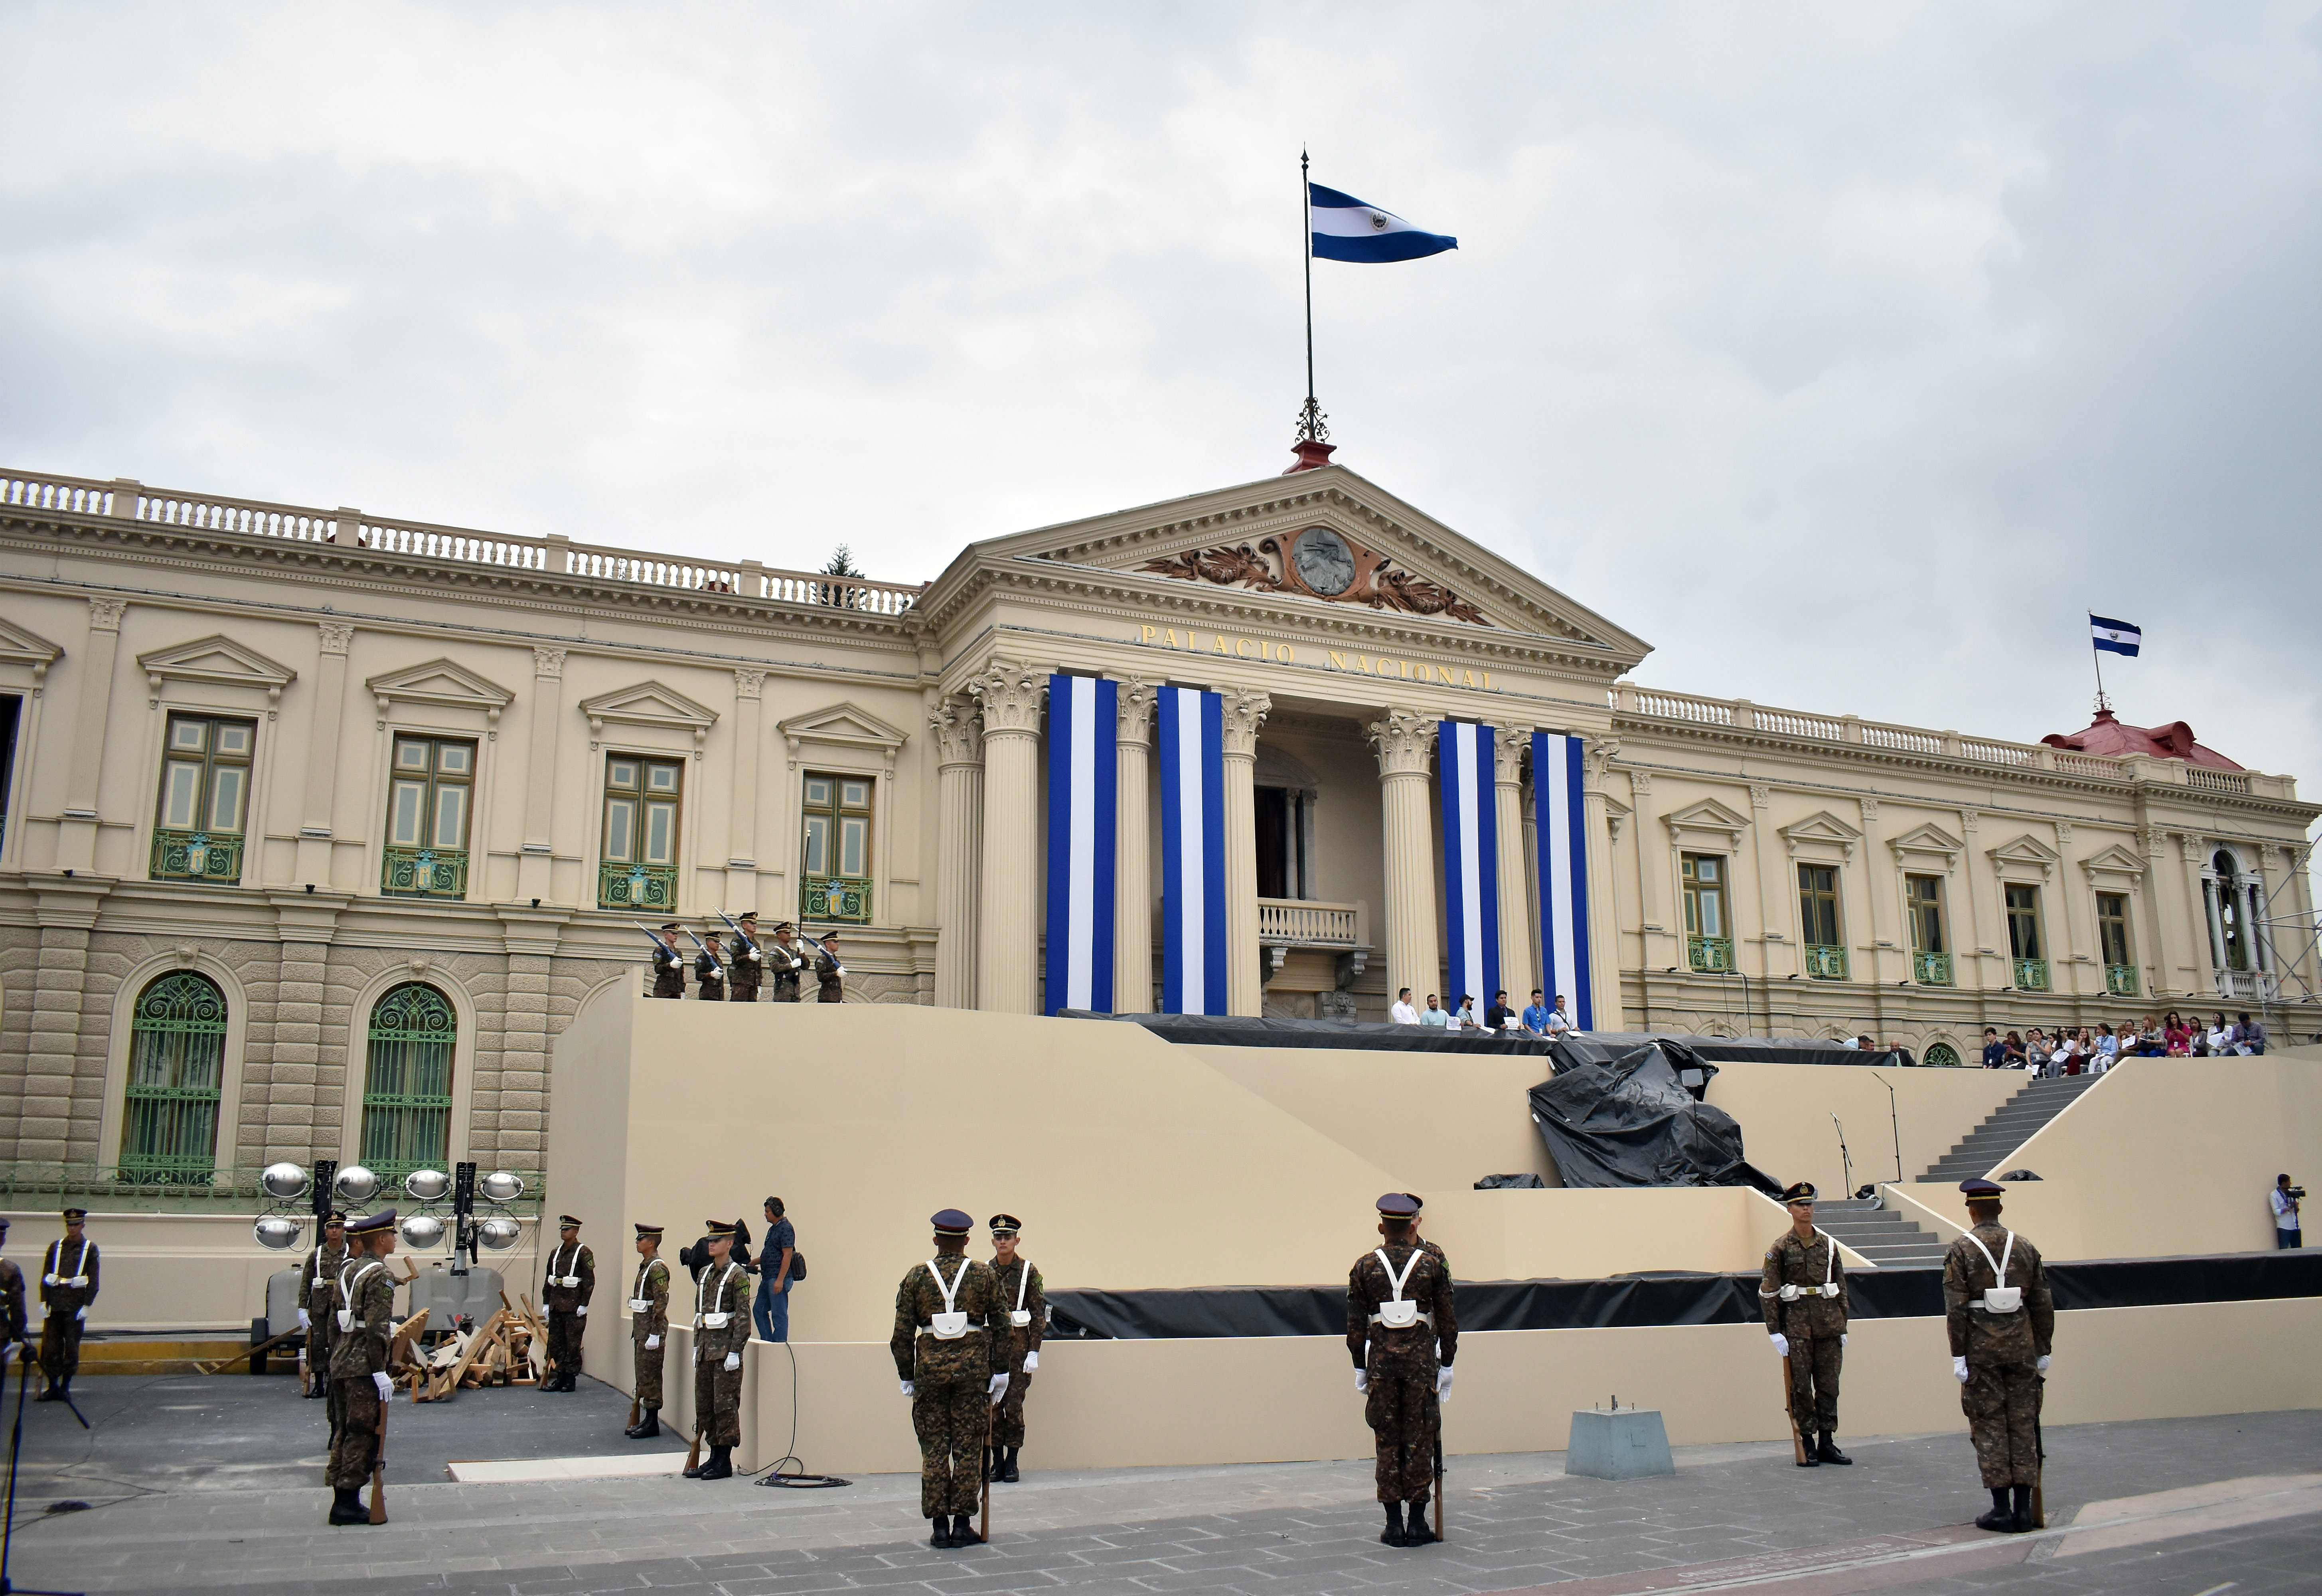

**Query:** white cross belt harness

left=44, top=1240, right=92, bottom=1290
left=697, top=1261, right=741, bottom=1330
left=1762, top=1232, right=1842, bottom=1302
left=921, top=1256, right=973, bottom=1340
left=551, top=1242, right=583, bottom=1290
left=1367, top=1248, right=1432, bottom=1330
left=1963, top=1230, right=2023, bottom=1314
left=336, top=1259, right=384, bottom=1333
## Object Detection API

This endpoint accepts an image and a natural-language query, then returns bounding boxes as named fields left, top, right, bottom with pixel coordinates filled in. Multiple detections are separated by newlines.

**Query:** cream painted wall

left=1706, top=1063, right=2024, bottom=1194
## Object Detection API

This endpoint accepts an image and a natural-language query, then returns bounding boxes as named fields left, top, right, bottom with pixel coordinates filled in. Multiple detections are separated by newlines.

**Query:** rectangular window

left=1681, top=853, right=1732, bottom=972
left=1797, top=863, right=1845, bottom=978
left=800, top=771, right=874, bottom=923
left=381, top=735, right=476, bottom=898
left=150, top=713, right=255, bottom=883
left=597, top=754, right=683, bottom=910
left=2097, top=891, right=2138, bottom=995
left=1906, top=873, right=1950, bottom=986
left=2004, top=884, right=2043, bottom=960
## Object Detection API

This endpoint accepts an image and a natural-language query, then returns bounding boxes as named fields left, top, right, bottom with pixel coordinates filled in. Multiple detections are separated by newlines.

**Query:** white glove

left=1769, top=1333, right=1789, bottom=1358
left=1840, top=1333, right=1848, bottom=1348
left=1023, top=1350, right=1039, bottom=1372
left=987, top=1372, right=1009, bottom=1404
left=372, top=1371, right=393, bottom=1400
left=1953, top=1356, right=1970, bottom=1384
left=722, top=1351, right=740, bottom=1371
left=1436, top=1366, right=1455, bottom=1402
left=577, top=1305, right=588, bottom=1317
left=2036, top=1355, right=2051, bottom=1374
left=1354, top=1369, right=1369, bottom=1394
left=298, top=1308, right=310, bottom=1330
left=75, top=1306, right=86, bottom=1322
left=900, top=1380, right=915, bottom=1396
left=645, top=1335, right=660, bottom=1350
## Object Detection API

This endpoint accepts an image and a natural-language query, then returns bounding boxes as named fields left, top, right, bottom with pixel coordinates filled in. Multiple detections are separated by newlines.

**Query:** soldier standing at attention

left=1946, top=1179, right=2055, bottom=1534
left=809, top=930, right=846, bottom=1003
left=767, top=922, right=806, bottom=1003
left=892, top=1209, right=1005, bottom=1549
left=685, top=1219, right=750, bottom=1479
left=1348, top=1193, right=1457, bottom=1549
left=37, top=1208, right=99, bottom=1402
left=985, top=1214, right=1043, bottom=1483
left=625, top=1223, right=670, bottom=1438
left=540, top=1216, right=594, bottom=1393
left=729, top=913, right=764, bottom=1003
left=0, top=1219, right=30, bottom=1373
left=298, top=1211, right=349, bottom=1401
left=650, top=922, right=687, bottom=999
left=1761, top=1181, right=1850, bottom=1466
left=694, top=930, right=727, bottom=1001
left=326, top=1209, right=400, bottom=1526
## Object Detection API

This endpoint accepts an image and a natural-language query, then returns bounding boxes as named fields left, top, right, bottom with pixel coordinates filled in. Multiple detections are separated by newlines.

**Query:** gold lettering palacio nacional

left=0, top=456, right=2312, bottom=1188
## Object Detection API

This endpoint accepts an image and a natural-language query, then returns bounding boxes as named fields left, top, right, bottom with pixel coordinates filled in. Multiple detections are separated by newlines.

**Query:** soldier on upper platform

left=650, top=923, right=687, bottom=999
left=767, top=922, right=807, bottom=1003
left=1945, top=1178, right=2055, bottom=1534
left=729, top=913, right=764, bottom=1003
left=1761, top=1180, right=1850, bottom=1466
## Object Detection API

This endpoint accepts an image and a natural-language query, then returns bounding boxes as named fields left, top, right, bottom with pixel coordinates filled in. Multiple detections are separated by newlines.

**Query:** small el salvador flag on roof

left=1309, top=182, right=1458, bottom=263
left=2090, top=614, right=2141, bottom=657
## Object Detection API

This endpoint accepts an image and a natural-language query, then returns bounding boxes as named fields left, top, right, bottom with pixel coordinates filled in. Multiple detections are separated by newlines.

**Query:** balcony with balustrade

left=1256, top=899, right=1370, bottom=987
left=1803, top=944, right=1848, bottom=980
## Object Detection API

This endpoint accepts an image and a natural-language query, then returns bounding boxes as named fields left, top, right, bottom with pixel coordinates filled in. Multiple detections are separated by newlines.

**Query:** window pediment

left=1987, top=833, right=2062, bottom=881
left=779, top=701, right=909, bottom=772
left=578, top=680, right=719, bottom=753
left=2079, top=841, right=2148, bottom=883
left=138, top=634, right=296, bottom=712
left=1780, top=810, right=1862, bottom=862
left=1888, top=822, right=1964, bottom=869
left=367, top=659, right=514, bottom=728
left=1662, top=797, right=1750, bottom=849
left=0, top=616, right=61, bottom=685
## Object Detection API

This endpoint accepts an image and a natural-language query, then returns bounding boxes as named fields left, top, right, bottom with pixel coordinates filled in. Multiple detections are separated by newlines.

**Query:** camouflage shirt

left=691, top=1260, right=752, bottom=1361
left=990, top=1256, right=1046, bottom=1359
left=628, top=1255, right=671, bottom=1340
left=1943, top=1222, right=2054, bottom=1365
left=327, top=1255, right=397, bottom=1378
left=542, top=1241, right=595, bottom=1314
left=1760, top=1229, right=1849, bottom=1339
left=1346, top=1243, right=1458, bottom=1376
left=889, top=1256, right=1000, bottom=1383
left=302, top=1238, right=351, bottom=1316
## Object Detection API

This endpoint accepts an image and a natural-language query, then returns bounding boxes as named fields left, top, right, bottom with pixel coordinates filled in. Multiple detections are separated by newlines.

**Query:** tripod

left=2, top=1345, right=85, bottom=1596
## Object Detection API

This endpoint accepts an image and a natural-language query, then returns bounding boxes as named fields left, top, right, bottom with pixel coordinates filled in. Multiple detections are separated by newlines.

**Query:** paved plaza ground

left=2, top=1370, right=2315, bottom=1595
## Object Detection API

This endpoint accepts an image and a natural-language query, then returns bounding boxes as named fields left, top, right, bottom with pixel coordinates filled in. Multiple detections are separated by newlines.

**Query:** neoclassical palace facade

left=0, top=456, right=2313, bottom=1189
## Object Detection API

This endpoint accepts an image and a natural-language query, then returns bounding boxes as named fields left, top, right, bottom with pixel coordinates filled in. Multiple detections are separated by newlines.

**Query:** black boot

left=1975, top=1487, right=2014, bottom=1532
left=2011, top=1484, right=2035, bottom=1533
left=327, top=1487, right=368, bottom=1526
left=1816, top=1432, right=1851, bottom=1466
left=930, top=1515, right=954, bottom=1549
left=1380, top=1501, right=1408, bottom=1547
left=1404, top=1498, right=1438, bottom=1545
left=34, top=1383, right=57, bottom=1403
left=626, top=1407, right=660, bottom=1439
left=697, top=1444, right=733, bottom=1481
left=951, top=1512, right=983, bottom=1547
left=306, top=1381, right=328, bottom=1399
left=997, top=1446, right=1020, bottom=1483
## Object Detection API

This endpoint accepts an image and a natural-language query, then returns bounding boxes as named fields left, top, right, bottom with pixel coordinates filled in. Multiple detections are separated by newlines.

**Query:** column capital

left=1367, top=707, right=1435, bottom=778
left=1218, top=687, right=1270, bottom=758
left=87, top=595, right=126, bottom=632
left=733, top=667, right=765, bottom=701
left=317, top=621, right=355, bottom=656
left=968, top=658, right=1046, bottom=737
left=532, top=645, right=567, bottom=680
left=1114, top=675, right=1157, bottom=745
left=1491, top=725, right=1532, bottom=786
left=929, top=693, right=984, bottom=767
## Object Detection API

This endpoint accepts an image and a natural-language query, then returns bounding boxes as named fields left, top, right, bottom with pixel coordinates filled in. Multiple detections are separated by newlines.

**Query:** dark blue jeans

left=754, top=1276, right=792, bottom=1341
left=2279, top=1229, right=2302, bottom=1250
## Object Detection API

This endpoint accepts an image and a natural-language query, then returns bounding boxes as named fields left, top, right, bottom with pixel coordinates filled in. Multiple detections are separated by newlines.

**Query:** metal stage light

left=403, top=1168, right=451, bottom=1202
left=253, top=1215, right=303, bottom=1250
left=260, top=1162, right=310, bottom=1201
left=478, top=1170, right=524, bottom=1203
left=476, top=1216, right=521, bottom=1250
left=335, top=1165, right=380, bottom=1203
left=399, top=1213, right=446, bottom=1249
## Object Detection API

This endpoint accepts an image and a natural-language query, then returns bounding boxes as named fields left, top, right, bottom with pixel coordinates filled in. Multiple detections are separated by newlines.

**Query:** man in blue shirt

left=753, top=1197, right=797, bottom=1342
left=1520, top=990, right=1550, bottom=1036
left=1544, top=995, right=1576, bottom=1037
left=1979, top=1027, right=2008, bottom=1069
left=1418, top=995, right=1450, bottom=1028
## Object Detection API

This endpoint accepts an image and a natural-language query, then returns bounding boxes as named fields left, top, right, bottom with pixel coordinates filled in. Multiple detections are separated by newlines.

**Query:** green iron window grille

left=597, top=861, right=677, bottom=910
left=382, top=845, right=469, bottom=898
left=1922, top=1041, right=1963, bottom=1069
left=150, top=714, right=253, bottom=883
left=1914, top=950, right=1953, bottom=986
left=360, top=983, right=454, bottom=1181
left=1804, top=944, right=1848, bottom=980
left=150, top=828, right=245, bottom=883
left=1687, top=935, right=1735, bottom=973
left=2105, top=963, right=2140, bottom=998
left=118, top=971, right=227, bottom=1181
left=2012, top=957, right=2051, bottom=992
left=801, top=875, right=872, bottom=924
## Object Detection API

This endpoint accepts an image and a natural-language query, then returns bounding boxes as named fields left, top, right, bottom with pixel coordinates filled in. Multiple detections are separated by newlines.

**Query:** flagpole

left=1297, top=148, right=1326, bottom=445
left=2092, top=635, right=2109, bottom=717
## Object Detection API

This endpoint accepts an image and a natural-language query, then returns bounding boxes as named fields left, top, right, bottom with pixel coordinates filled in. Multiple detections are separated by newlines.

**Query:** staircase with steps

left=1921, top=1074, right=2102, bottom=1185
left=1813, top=1197, right=1948, bottom=1268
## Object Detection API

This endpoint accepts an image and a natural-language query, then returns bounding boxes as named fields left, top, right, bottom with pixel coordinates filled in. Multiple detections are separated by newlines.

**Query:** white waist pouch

left=1982, top=1286, right=2023, bottom=1313
left=1009, top=1310, right=1033, bottom=1328
left=336, top=1308, right=354, bottom=1332
left=928, top=1311, right=968, bottom=1339
left=924, top=1256, right=973, bottom=1340
left=628, top=1297, right=652, bottom=1313
left=556, top=1275, right=581, bottom=1288
left=1966, top=1231, right=2023, bottom=1313
left=1368, top=1248, right=1427, bottom=1331
left=1777, top=1283, right=1802, bottom=1302
left=701, top=1310, right=732, bottom=1329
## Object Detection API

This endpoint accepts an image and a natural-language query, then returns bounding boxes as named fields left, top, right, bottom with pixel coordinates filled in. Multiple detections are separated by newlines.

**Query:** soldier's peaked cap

left=634, top=1222, right=664, bottom=1237
left=988, top=1213, right=1022, bottom=1235
left=659, top=921, right=680, bottom=931
left=558, top=1214, right=582, bottom=1228
left=60, top=1207, right=87, bottom=1221
left=346, top=1209, right=397, bottom=1236
left=703, top=1219, right=738, bottom=1237
left=1960, top=1179, right=2006, bottom=1201
left=325, top=1209, right=347, bottom=1224
left=1782, top=1181, right=1818, bottom=1204
left=931, top=1209, right=974, bottom=1236
left=1376, top=1193, right=1421, bottom=1219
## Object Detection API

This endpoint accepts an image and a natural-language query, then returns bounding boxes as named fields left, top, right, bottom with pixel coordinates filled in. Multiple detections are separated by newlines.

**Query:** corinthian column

left=1218, top=688, right=1271, bottom=1017
left=970, top=661, right=1046, bottom=1013
left=1368, top=708, right=1441, bottom=1009
left=1114, top=678, right=1156, bottom=1013
left=1493, top=726, right=1535, bottom=1001
left=929, top=695, right=983, bottom=1009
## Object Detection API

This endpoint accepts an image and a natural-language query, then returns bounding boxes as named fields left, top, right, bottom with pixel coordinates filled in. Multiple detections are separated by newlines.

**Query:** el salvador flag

left=2091, top=615, right=2142, bottom=657
left=1309, top=182, right=1458, bottom=263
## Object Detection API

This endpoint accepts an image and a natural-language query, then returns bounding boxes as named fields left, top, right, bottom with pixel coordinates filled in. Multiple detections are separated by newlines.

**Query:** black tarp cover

left=1528, top=1037, right=1776, bottom=1192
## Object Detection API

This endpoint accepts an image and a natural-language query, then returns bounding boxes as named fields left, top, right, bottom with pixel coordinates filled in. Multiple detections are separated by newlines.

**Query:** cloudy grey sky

left=4, top=4, right=2318, bottom=814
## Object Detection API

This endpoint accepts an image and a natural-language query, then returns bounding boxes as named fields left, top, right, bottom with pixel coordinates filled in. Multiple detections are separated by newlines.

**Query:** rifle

left=683, top=927, right=729, bottom=986
left=684, top=1418, right=703, bottom=1476
left=1433, top=1402, right=1445, bottom=1541
left=1780, top=1353, right=1809, bottom=1466
left=629, top=1388, right=641, bottom=1430
left=2031, top=1381, right=2046, bottom=1529
left=633, top=921, right=675, bottom=955
left=980, top=1387, right=994, bottom=1545
left=717, top=911, right=761, bottom=957
left=369, top=1377, right=389, bottom=1523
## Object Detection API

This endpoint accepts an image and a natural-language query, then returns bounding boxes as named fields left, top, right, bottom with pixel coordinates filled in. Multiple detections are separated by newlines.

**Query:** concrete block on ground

left=1565, top=1405, right=1675, bottom=1478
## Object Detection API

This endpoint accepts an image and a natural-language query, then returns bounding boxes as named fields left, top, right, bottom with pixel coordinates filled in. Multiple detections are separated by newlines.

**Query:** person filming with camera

left=2273, top=1175, right=2302, bottom=1249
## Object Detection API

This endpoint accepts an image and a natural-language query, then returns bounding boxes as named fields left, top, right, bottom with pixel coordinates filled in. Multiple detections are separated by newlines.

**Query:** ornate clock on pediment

left=1137, top=524, right=1487, bottom=625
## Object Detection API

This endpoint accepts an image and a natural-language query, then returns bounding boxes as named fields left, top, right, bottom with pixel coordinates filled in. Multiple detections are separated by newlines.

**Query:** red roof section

left=2040, top=709, right=2243, bottom=771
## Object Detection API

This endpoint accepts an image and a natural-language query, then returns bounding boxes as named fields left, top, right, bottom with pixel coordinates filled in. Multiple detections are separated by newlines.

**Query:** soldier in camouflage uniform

left=685, top=1220, right=750, bottom=1480
left=326, top=1209, right=400, bottom=1526
left=299, top=1211, right=348, bottom=1401
left=808, top=932, right=845, bottom=1003
left=37, top=1209, right=99, bottom=1402
left=540, top=1216, right=594, bottom=1393
left=1347, top=1193, right=1457, bottom=1549
left=0, top=1219, right=31, bottom=1376
left=1944, top=1179, right=2055, bottom=1534
left=767, top=923, right=807, bottom=1003
left=985, top=1214, right=1043, bottom=1483
left=650, top=922, right=687, bottom=999
left=625, top=1223, right=670, bottom=1438
left=729, top=913, right=764, bottom=1003
left=1761, top=1181, right=1851, bottom=1466
left=891, top=1209, right=1005, bottom=1549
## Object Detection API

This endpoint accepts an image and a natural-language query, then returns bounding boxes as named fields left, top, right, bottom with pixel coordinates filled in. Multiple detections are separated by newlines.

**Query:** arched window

left=120, top=972, right=228, bottom=1181
left=1922, top=1041, right=1963, bottom=1069
left=361, top=983, right=455, bottom=1179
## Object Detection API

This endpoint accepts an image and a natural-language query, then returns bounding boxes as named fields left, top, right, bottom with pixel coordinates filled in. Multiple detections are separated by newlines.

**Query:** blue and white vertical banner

left=1156, top=685, right=1228, bottom=1015
left=1438, top=720, right=1500, bottom=1012
left=1532, top=731, right=1595, bottom=1029
left=1043, top=674, right=1118, bottom=1015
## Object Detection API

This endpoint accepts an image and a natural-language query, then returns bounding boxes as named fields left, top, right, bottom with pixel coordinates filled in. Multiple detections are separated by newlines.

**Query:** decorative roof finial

left=1285, top=397, right=1336, bottom=474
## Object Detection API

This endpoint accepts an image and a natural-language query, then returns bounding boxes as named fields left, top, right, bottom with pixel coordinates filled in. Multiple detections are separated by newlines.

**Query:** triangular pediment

left=932, top=465, right=1651, bottom=665
left=1888, top=822, right=1965, bottom=860
left=778, top=701, right=908, bottom=753
left=1987, top=833, right=2062, bottom=878
left=138, top=634, right=295, bottom=689
left=1661, top=797, right=1751, bottom=843
left=366, top=658, right=513, bottom=713
left=0, top=616, right=62, bottom=670
left=2079, top=841, right=2148, bottom=879
left=578, top=680, right=718, bottom=731
left=1780, top=810, right=1863, bottom=858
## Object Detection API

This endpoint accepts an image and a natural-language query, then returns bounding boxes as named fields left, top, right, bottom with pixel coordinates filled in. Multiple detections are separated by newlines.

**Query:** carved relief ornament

left=968, top=658, right=1045, bottom=736
left=1138, top=525, right=1489, bottom=626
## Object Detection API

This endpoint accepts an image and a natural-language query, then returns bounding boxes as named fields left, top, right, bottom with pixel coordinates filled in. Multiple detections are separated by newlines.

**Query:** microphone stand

left=2, top=1347, right=86, bottom=1596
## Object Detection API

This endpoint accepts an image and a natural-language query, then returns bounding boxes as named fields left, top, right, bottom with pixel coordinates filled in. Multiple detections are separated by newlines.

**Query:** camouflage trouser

left=547, top=1309, right=583, bottom=1378
left=328, top=1377, right=382, bottom=1490
left=731, top=977, right=760, bottom=1003
left=1785, top=1335, right=1843, bottom=1434
left=633, top=1333, right=663, bottom=1408
left=694, top=1353, right=742, bottom=1446
left=38, top=1311, right=84, bottom=1381
left=1364, top=1367, right=1440, bottom=1504
left=1962, top=1362, right=2043, bottom=1487
left=912, top=1373, right=989, bottom=1518
left=992, top=1365, right=1033, bottom=1449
